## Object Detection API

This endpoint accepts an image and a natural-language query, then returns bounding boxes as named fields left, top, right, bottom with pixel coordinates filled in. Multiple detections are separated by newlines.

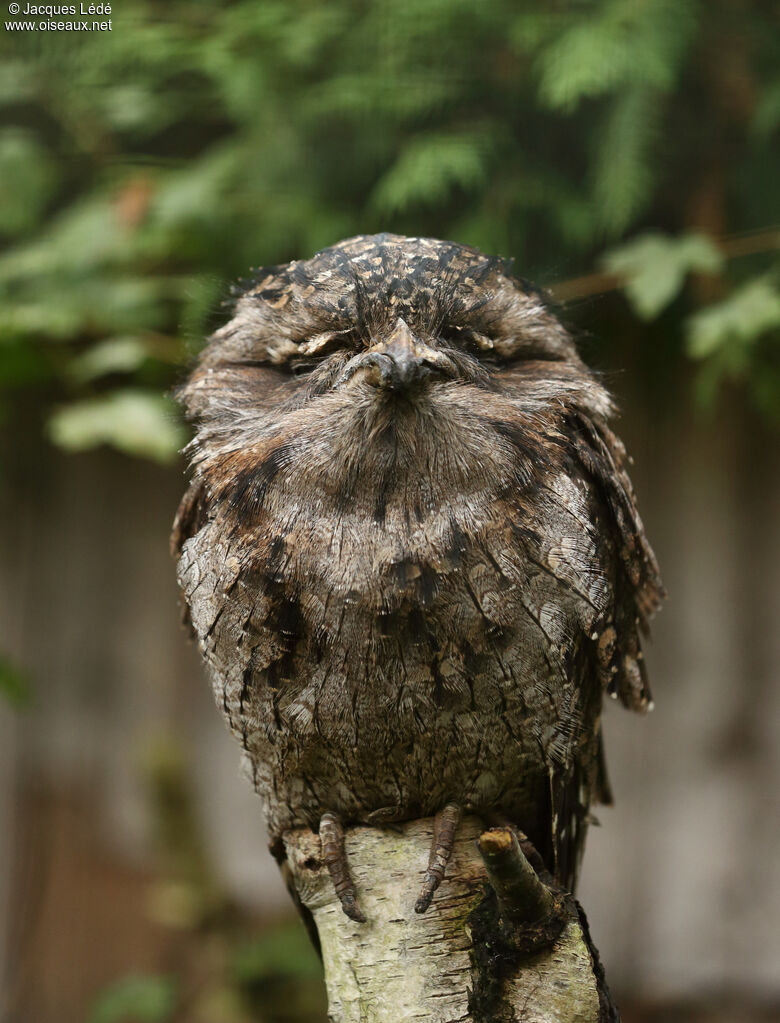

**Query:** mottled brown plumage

left=172, top=234, right=663, bottom=918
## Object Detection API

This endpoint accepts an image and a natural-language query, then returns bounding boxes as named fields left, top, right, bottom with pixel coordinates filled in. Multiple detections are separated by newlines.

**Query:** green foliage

left=48, top=391, right=185, bottom=463
left=231, top=922, right=323, bottom=983
left=0, top=130, right=55, bottom=235
left=536, top=0, right=700, bottom=235
left=1, top=0, right=779, bottom=456
left=370, top=132, right=491, bottom=215
left=687, top=279, right=780, bottom=418
left=0, top=654, right=32, bottom=708
left=604, top=233, right=724, bottom=320
left=687, top=279, right=780, bottom=358
left=89, top=974, right=177, bottom=1023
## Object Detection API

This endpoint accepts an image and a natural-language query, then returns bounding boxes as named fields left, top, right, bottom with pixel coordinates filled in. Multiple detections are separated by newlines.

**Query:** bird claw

left=320, top=803, right=462, bottom=920
left=319, top=812, right=366, bottom=923
left=414, top=803, right=461, bottom=914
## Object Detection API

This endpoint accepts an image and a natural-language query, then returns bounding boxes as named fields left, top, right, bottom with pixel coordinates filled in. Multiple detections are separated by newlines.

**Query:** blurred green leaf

left=89, top=974, right=177, bottom=1023
left=48, top=391, right=186, bottom=463
left=752, top=81, right=780, bottom=138
left=537, top=11, right=635, bottom=111
left=604, top=232, right=724, bottom=319
left=231, top=921, right=322, bottom=983
left=687, top=279, right=780, bottom=358
left=0, top=196, right=127, bottom=281
left=0, top=60, right=39, bottom=104
left=0, top=339, right=53, bottom=390
left=151, top=146, right=239, bottom=230
left=370, top=132, right=491, bottom=214
left=0, top=655, right=32, bottom=709
left=100, top=84, right=165, bottom=132
left=592, top=86, right=659, bottom=236
left=0, top=131, right=56, bottom=236
left=68, top=338, right=152, bottom=383
left=537, top=0, right=697, bottom=112
left=1, top=277, right=173, bottom=342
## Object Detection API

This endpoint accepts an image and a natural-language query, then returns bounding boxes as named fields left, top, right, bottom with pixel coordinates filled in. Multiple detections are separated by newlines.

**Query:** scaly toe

left=415, top=803, right=461, bottom=914
left=319, top=812, right=366, bottom=923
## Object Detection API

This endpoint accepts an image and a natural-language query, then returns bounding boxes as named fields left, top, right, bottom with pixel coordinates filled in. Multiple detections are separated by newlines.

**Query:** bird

left=172, top=233, right=664, bottom=922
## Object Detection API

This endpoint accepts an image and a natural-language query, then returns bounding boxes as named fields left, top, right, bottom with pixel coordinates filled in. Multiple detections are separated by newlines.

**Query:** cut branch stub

left=476, top=827, right=568, bottom=956
left=478, top=827, right=556, bottom=922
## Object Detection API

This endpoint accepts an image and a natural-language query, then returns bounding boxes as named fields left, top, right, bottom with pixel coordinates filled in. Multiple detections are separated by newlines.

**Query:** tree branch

left=283, top=815, right=619, bottom=1023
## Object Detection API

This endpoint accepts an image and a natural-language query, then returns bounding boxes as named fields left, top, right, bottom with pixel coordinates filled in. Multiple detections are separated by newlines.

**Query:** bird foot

left=319, top=802, right=463, bottom=920
left=414, top=803, right=461, bottom=913
left=319, top=812, right=366, bottom=922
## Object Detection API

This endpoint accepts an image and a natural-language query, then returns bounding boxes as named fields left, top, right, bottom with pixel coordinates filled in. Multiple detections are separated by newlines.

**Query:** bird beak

left=379, top=319, right=423, bottom=388
left=339, top=319, right=454, bottom=391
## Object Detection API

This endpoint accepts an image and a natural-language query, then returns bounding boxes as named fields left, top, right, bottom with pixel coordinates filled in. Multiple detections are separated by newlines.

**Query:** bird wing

left=568, top=411, right=665, bottom=711
left=528, top=407, right=664, bottom=890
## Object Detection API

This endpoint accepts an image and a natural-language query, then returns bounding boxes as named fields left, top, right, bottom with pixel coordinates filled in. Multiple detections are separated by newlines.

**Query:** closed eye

left=289, top=350, right=351, bottom=387
left=297, top=328, right=357, bottom=356
left=290, top=359, right=319, bottom=377
left=281, top=329, right=358, bottom=377
left=440, top=324, right=498, bottom=358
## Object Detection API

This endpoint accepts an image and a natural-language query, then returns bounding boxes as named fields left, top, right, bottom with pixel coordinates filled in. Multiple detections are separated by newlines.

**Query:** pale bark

left=283, top=815, right=616, bottom=1023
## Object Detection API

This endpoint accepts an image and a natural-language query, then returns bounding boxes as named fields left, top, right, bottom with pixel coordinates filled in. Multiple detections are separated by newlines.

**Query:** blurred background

left=1, top=1, right=779, bottom=1021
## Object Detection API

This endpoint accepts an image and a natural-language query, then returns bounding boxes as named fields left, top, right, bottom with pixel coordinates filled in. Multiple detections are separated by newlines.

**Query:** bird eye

left=441, top=324, right=496, bottom=355
left=291, top=359, right=318, bottom=377
left=470, top=331, right=496, bottom=352
left=298, top=329, right=354, bottom=356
